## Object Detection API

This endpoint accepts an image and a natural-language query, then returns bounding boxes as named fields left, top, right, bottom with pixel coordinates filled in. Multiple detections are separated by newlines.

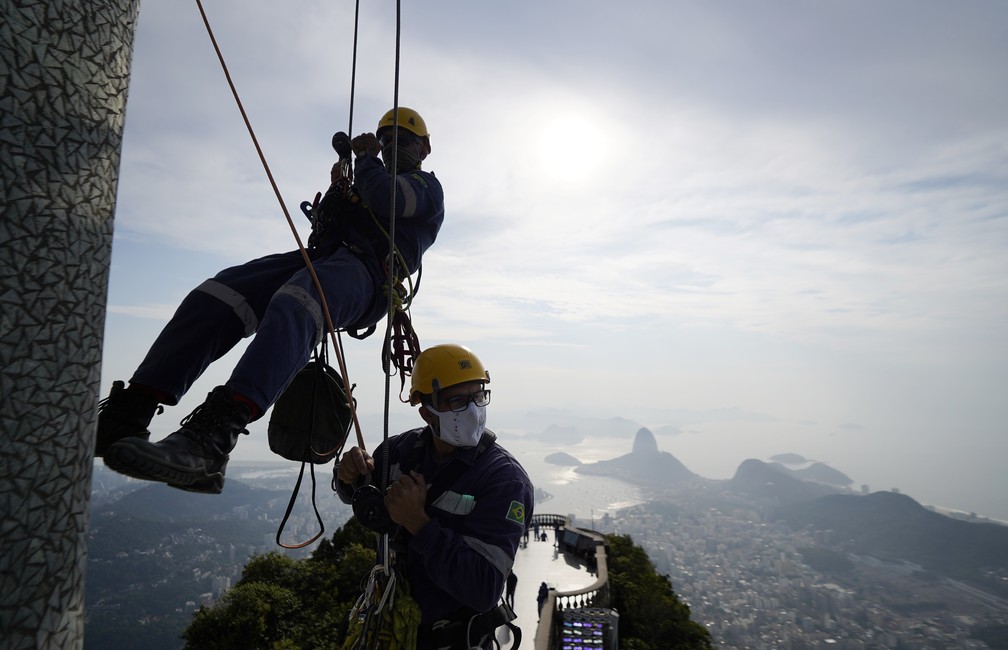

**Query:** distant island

left=769, top=452, right=809, bottom=464
left=574, top=428, right=697, bottom=487
left=768, top=461, right=853, bottom=487
left=541, top=424, right=583, bottom=445
left=545, top=451, right=582, bottom=466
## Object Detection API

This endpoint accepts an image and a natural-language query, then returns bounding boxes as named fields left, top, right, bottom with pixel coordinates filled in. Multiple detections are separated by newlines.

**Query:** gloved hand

left=351, top=132, right=381, bottom=157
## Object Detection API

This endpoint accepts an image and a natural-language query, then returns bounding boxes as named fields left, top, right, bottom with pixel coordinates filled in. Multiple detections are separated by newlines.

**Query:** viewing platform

left=497, top=514, right=616, bottom=650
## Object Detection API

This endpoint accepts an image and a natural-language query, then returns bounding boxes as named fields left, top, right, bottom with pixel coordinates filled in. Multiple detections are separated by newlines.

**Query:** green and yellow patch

left=506, top=500, right=526, bottom=526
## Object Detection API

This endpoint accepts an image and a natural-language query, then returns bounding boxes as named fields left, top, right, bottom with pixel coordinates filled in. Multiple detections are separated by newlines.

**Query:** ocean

left=508, top=439, right=648, bottom=525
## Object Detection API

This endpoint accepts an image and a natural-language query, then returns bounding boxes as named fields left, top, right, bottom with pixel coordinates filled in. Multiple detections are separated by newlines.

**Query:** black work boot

left=103, top=386, right=251, bottom=494
left=95, top=381, right=164, bottom=458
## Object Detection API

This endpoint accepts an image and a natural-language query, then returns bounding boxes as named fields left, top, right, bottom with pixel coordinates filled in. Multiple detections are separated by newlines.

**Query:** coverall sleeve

left=353, top=155, right=444, bottom=221
left=407, top=464, right=534, bottom=613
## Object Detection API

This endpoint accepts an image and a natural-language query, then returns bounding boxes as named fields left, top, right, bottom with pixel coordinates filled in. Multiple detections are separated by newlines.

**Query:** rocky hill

left=545, top=451, right=582, bottom=466
left=776, top=490, right=1008, bottom=598
left=575, top=428, right=697, bottom=487
left=769, top=461, right=853, bottom=487
left=729, top=458, right=842, bottom=505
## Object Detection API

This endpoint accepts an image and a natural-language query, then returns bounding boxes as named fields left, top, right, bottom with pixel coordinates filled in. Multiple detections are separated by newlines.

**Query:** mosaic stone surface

left=1, top=1, right=139, bottom=647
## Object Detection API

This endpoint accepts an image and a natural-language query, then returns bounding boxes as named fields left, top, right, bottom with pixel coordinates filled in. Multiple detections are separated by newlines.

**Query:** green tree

left=606, top=534, right=714, bottom=649
left=185, top=582, right=302, bottom=649
left=183, top=518, right=377, bottom=649
left=312, top=515, right=376, bottom=558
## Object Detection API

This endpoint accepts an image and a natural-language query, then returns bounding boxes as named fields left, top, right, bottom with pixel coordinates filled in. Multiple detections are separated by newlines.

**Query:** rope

left=348, top=0, right=361, bottom=138
left=194, top=0, right=368, bottom=452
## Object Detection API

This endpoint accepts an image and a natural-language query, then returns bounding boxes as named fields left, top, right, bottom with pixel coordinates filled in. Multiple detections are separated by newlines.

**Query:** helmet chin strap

left=430, top=378, right=441, bottom=410
left=426, top=378, right=443, bottom=438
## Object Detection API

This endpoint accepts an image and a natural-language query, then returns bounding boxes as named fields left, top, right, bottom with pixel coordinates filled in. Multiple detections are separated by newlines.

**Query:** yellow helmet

left=376, top=107, right=429, bottom=139
left=409, top=344, right=490, bottom=405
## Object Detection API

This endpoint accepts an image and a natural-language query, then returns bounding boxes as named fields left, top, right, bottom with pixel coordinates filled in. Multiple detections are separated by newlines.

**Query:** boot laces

left=179, top=392, right=250, bottom=442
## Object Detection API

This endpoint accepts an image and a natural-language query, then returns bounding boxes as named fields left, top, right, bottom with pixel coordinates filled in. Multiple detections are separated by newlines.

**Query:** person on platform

left=506, top=571, right=518, bottom=608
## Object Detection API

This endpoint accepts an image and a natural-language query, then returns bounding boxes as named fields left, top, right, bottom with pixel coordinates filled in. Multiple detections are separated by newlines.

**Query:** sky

left=103, top=1, right=1008, bottom=520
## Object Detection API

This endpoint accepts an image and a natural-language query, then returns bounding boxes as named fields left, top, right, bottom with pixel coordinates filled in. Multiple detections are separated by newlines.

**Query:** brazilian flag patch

left=506, top=500, right=526, bottom=526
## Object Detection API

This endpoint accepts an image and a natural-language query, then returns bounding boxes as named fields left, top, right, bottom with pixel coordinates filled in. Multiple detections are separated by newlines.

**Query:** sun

left=534, top=113, right=611, bottom=185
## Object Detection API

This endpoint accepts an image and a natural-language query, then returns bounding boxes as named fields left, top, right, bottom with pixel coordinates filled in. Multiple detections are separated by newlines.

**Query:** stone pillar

left=0, top=1, right=140, bottom=647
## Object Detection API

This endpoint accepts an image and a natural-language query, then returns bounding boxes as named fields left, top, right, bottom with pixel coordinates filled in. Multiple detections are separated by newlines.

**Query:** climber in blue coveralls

left=336, top=344, right=534, bottom=650
left=99, top=107, right=444, bottom=495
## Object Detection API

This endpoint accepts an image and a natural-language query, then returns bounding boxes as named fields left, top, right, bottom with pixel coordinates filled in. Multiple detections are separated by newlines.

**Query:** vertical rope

left=347, top=0, right=361, bottom=138
left=377, top=0, right=404, bottom=575
left=330, top=0, right=366, bottom=453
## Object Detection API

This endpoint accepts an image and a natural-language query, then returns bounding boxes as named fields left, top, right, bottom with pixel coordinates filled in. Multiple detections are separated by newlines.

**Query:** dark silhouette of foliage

left=182, top=518, right=377, bottom=650
left=185, top=582, right=302, bottom=649
left=311, top=515, right=376, bottom=559
left=605, top=534, right=714, bottom=649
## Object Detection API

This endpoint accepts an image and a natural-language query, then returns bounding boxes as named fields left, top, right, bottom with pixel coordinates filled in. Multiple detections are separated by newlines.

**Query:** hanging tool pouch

left=268, top=347, right=354, bottom=549
left=268, top=347, right=353, bottom=464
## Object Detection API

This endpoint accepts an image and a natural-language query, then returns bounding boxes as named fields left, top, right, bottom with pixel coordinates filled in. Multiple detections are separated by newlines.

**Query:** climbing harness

left=423, top=599, right=521, bottom=650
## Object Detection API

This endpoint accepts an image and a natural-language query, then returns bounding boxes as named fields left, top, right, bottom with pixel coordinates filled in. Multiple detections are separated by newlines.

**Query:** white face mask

left=427, top=402, right=486, bottom=448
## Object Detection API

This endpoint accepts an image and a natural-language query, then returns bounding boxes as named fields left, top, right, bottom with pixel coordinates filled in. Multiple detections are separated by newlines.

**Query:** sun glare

left=534, top=114, right=611, bottom=184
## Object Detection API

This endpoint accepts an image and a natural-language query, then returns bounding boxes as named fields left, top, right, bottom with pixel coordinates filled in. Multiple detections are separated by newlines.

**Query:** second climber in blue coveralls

left=336, top=344, right=535, bottom=650
left=99, top=107, right=444, bottom=494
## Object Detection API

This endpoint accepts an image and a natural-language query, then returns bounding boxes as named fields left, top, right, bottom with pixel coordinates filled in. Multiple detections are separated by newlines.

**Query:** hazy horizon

left=214, top=402, right=1008, bottom=523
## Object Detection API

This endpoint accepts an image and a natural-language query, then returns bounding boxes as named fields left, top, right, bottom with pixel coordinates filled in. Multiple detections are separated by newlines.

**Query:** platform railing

left=529, top=517, right=610, bottom=650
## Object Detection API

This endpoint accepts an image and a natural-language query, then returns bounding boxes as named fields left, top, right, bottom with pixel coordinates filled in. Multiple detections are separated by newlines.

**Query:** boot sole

left=104, top=443, right=225, bottom=495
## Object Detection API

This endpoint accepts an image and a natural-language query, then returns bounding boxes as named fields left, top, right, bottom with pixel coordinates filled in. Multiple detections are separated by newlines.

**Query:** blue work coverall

left=337, top=426, right=534, bottom=648
left=129, top=154, right=444, bottom=412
